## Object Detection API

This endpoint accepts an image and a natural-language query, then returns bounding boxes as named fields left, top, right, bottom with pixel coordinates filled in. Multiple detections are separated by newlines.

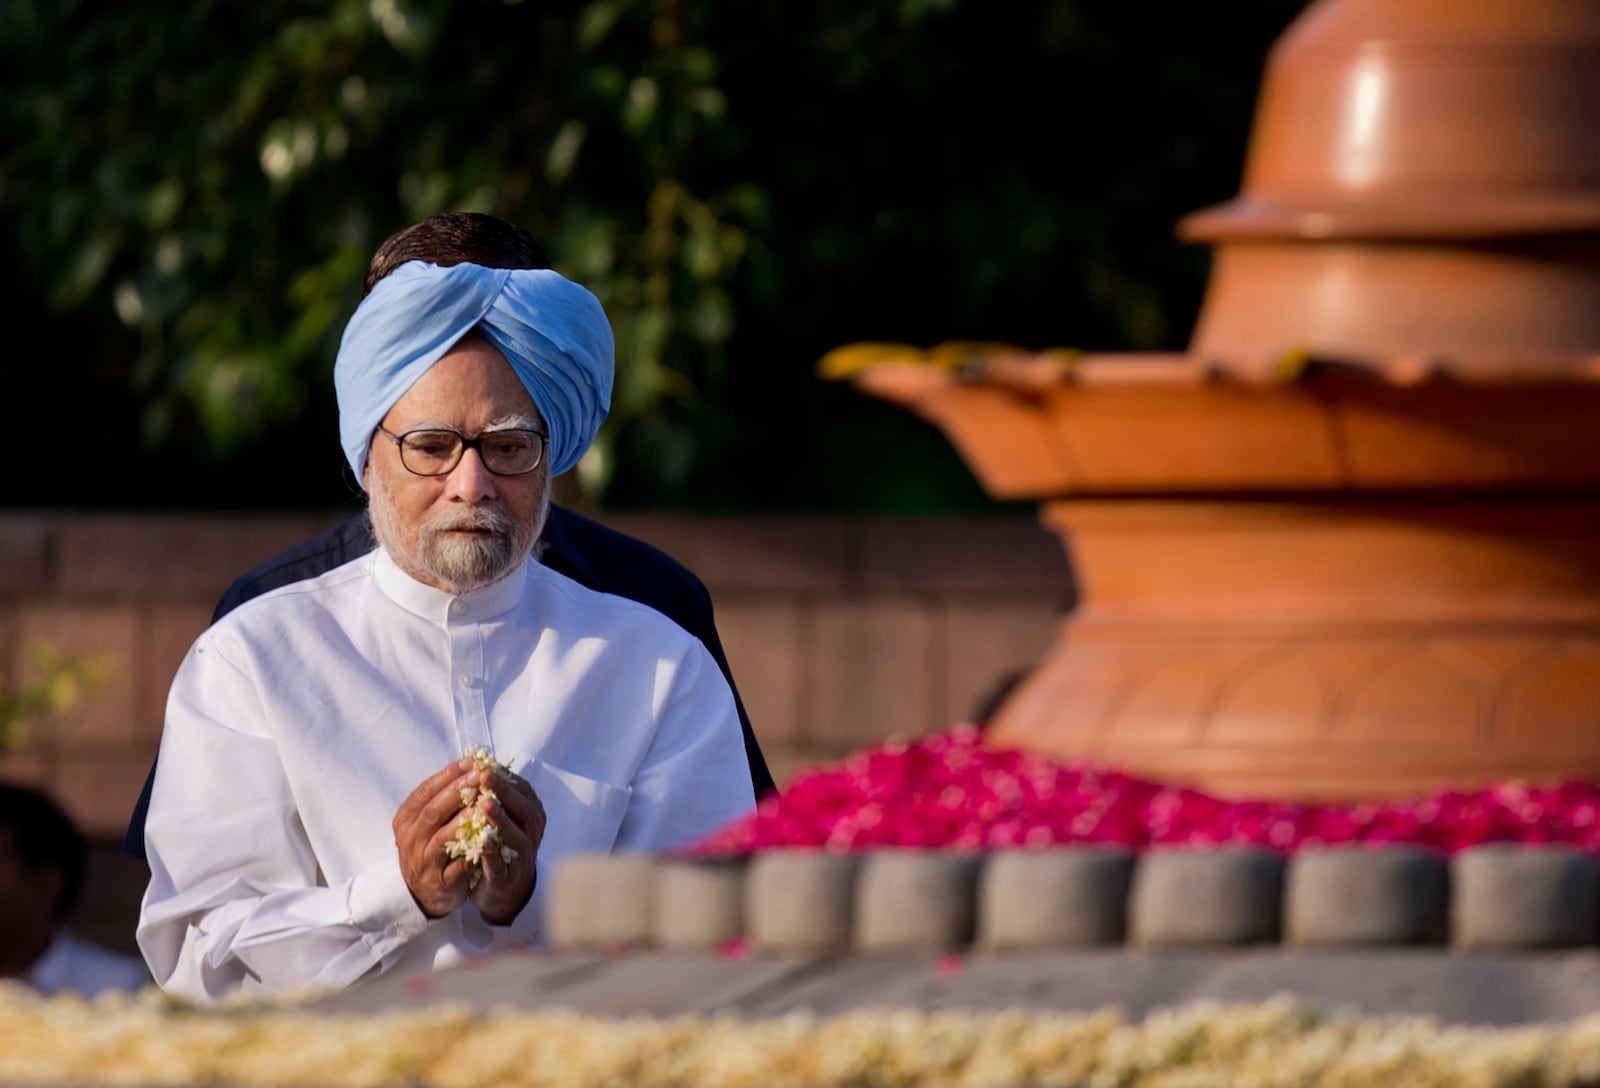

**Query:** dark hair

left=362, top=212, right=552, bottom=297
left=0, top=784, right=85, bottom=918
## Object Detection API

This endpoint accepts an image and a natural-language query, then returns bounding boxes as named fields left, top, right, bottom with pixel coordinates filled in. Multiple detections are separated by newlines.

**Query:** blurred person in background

left=0, top=784, right=148, bottom=996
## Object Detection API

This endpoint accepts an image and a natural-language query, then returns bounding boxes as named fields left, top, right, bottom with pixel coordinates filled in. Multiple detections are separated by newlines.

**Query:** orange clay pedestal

left=1000, top=496, right=1600, bottom=800
left=856, top=361, right=1600, bottom=799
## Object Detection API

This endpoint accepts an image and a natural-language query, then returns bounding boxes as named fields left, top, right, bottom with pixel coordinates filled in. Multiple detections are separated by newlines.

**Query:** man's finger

left=479, top=841, right=511, bottom=884
left=425, top=821, right=476, bottom=886
left=394, top=758, right=474, bottom=828
left=397, top=816, right=475, bottom=919
left=486, top=776, right=542, bottom=835
left=426, top=813, right=471, bottom=862
left=471, top=826, right=537, bottom=924
left=485, top=803, right=533, bottom=855
left=410, top=770, right=482, bottom=838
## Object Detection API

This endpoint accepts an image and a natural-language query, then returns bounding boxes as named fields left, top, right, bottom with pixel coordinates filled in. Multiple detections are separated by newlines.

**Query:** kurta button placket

left=448, top=598, right=492, bottom=755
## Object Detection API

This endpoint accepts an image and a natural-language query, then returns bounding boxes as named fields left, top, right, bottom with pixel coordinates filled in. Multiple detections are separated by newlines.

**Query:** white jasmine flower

left=2, top=984, right=1598, bottom=1087
left=446, top=747, right=517, bottom=888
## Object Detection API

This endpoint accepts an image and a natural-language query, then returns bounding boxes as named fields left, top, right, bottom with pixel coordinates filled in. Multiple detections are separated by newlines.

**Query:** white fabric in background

left=27, top=931, right=149, bottom=997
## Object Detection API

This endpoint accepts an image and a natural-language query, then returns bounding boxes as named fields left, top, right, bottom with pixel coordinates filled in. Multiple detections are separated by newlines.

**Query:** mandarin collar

left=372, top=548, right=530, bottom=622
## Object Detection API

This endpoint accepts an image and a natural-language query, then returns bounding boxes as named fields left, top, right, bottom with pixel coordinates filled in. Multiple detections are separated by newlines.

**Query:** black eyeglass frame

left=375, top=424, right=548, bottom=477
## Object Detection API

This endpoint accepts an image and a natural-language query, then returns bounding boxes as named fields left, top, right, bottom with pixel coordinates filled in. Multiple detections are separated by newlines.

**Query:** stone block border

left=1130, top=847, right=1284, bottom=947
left=1452, top=844, right=1600, bottom=948
left=1286, top=845, right=1449, bottom=946
left=548, top=844, right=1600, bottom=952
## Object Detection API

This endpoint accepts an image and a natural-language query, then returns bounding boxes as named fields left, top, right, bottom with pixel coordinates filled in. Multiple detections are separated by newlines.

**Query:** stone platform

left=310, top=946, right=1600, bottom=1029
left=304, top=844, right=1600, bottom=1031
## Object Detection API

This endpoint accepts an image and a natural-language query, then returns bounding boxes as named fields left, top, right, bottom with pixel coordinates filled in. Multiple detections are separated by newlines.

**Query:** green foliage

left=0, top=0, right=1307, bottom=511
left=0, top=643, right=104, bottom=752
left=2, top=0, right=760, bottom=501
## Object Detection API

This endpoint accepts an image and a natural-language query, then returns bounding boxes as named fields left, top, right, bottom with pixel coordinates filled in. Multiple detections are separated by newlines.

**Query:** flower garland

left=2, top=985, right=1597, bottom=1088
left=689, top=726, right=1600, bottom=856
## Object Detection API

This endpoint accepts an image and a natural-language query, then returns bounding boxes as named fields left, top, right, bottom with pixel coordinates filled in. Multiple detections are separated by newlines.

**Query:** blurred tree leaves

left=0, top=642, right=104, bottom=752
left=0, top=0, right=1305, bottom=511
left=1, top=0, right=763, bottom=503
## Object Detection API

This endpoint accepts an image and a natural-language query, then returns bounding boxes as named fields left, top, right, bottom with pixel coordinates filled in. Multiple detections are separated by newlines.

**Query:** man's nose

left=444, top=448, right=497, bottom=502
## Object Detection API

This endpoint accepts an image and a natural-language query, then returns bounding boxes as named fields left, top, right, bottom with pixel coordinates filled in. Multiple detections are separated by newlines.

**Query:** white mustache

left=429, top=508, right=514, bottom=534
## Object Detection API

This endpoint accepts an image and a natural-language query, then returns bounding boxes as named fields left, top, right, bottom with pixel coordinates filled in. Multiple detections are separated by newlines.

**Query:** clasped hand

left=393, top=757, right=547, bottom=924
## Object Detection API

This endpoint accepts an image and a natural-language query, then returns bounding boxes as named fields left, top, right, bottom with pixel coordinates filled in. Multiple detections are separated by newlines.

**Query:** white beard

left=368, top=470, right=546, bottom=593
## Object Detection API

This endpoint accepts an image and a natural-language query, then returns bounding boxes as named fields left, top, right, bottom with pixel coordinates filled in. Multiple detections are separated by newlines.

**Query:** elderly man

left=123, top=214, right=773, bottom=865
left=137, top=241, right=756, bottom=1002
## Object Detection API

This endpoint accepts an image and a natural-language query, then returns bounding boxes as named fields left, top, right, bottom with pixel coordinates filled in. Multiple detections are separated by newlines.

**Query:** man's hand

left=469, top=767, right=546, bottom=925
left=393, top=758, right=482, bottom=918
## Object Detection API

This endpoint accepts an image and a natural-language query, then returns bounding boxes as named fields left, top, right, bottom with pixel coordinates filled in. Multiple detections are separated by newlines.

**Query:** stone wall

left=0, top=510, right=1073, bottom=840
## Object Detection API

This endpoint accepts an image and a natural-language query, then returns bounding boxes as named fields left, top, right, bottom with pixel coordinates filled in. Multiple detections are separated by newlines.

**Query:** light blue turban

left=334, top=261, right=614, bottom=484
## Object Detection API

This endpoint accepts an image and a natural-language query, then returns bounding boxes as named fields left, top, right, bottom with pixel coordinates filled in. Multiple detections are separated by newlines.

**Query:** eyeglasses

left=375, top=426, right=547, bottom=477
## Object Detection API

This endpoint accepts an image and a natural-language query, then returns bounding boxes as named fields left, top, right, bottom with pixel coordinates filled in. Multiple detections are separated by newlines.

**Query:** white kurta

left=137, top=549, right=754, bottom=1003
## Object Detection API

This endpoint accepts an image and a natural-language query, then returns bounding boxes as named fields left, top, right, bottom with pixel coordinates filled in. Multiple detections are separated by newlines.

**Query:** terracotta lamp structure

left=851, top=0, right=1600, bottom=799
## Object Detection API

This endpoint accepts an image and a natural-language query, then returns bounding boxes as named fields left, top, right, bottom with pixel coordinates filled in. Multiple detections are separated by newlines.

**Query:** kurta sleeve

left=136, top=636, right=429, bottom=1004
left=613, top=639, right=756, bottom=853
